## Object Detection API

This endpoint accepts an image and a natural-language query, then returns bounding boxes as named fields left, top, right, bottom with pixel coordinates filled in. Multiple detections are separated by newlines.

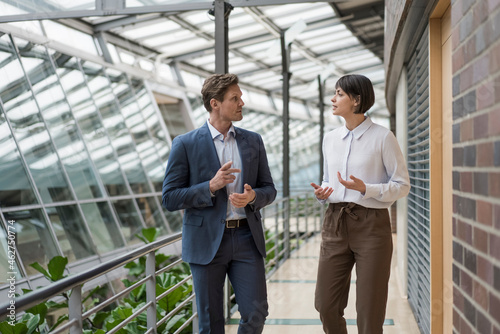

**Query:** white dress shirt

left=207, top=120, right=246, bottom=220
left=320, top=117, right=410, bottom=209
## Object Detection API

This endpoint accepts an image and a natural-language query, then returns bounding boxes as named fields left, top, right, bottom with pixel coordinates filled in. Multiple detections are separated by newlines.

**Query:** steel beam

left=0, top=0, right=333, bottom=23
left=95, top=31, right=114, bottom=63
left=93, top=13, right=166, bottom=32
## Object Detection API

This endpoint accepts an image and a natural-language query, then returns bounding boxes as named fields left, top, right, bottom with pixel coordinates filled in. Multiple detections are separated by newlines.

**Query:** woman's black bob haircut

left=335, top=74, right=375, bottom=114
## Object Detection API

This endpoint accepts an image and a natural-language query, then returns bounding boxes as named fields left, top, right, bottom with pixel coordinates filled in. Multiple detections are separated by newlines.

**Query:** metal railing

left=0, top=192, right=324, bottom=333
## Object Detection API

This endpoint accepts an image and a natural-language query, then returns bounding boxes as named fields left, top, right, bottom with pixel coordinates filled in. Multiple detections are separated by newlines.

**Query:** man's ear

left=210, top=98, right=219, bottom=110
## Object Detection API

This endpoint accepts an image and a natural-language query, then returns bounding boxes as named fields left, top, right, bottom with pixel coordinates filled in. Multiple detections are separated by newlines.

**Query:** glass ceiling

left=0, top=0, right=389, bottom=126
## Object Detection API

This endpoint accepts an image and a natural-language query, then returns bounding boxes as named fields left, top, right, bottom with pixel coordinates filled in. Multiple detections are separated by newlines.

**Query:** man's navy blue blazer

left=162, top=122, right=277, bottom=265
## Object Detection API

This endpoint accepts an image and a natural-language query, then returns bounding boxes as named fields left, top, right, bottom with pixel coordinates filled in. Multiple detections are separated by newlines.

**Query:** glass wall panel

left=109, top=73, right=165, bottom=192
left=156, top=96, right=188, bottom=140
left=133, top=80, right=170, bottom=182
left=289, top=119, right=320, bottom=190
left=3, top=210, right=60, bottom=275
left=0, top=110, right=38, bottom=207
left=159, top=196, right=183, bottom=233
left=189, top=93, right=207, bottom=127
left=50, top=53, right=130, bottom=197
left=42, top=20, right=98, bottom=55
left=46, top=205, right=95, bottom=262
left=112, top=199, right=144, bottom=245
left=82, top=62, right=151, bottom=194
left=80, top=202, right=125, bottom=253
left=135, top=197, right=167, bottom=234
left=0, top=34, right=73, bottom=204
left=15, top=39, right=103, bottom=200
left=0, top=222, right=23, bottom=280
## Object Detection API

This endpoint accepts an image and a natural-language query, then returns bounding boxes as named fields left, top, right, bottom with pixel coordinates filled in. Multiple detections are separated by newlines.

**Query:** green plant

left=0, top=228, right=194, bottom=334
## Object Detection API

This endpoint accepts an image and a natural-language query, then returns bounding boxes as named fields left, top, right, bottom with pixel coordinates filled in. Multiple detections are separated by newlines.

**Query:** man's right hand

left=209, top=161, right=241, bottom=193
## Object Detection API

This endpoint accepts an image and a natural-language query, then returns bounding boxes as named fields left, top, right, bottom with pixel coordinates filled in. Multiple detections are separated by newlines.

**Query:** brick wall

left=451, top=0, right=500, bottom=333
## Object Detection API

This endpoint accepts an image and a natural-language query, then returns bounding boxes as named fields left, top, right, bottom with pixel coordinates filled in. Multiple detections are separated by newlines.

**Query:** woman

left=311, top=74, right=410, bottom=334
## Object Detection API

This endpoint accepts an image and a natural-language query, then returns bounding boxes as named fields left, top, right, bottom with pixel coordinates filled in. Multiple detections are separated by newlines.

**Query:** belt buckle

left=225, top=220, right=238, bottom=228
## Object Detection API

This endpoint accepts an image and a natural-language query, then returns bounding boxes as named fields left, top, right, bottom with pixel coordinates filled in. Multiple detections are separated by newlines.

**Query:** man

left=162, top=73, right=276, bottom=334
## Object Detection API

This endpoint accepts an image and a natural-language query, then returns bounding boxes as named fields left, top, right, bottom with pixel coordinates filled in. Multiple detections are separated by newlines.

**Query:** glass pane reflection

left=0, top=34, right=73, bottom=204
left=159, top=196, right=183, bottom=232
left=46, top=205, right=95, bottom=262
left=132, top=79, right=169, bottom=191
left=0, top=110, right=38, bottom=207
left=0, top=223, right=23, bottom=281
left=111, top=74, right=165, bottom=192
left=136, top=197, right=167, bottom=234
left=3, top=210, right=60, bottom=276
left=80, top=202, right=125, bottom=253
left=112, top=199, right=144, bottom=245
left=16, top=40, right=104, bottom=200
left=51, top=53, right=130, bottom=197
left=84, top=63, right=152, bottom=194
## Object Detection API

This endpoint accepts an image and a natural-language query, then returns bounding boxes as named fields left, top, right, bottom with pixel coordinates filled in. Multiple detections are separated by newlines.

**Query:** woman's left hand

left=337, top=172, right=366, bottom=195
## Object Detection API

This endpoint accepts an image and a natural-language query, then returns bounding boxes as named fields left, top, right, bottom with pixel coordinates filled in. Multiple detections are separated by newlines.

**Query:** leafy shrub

left=0, top=228, right=193, bottom=334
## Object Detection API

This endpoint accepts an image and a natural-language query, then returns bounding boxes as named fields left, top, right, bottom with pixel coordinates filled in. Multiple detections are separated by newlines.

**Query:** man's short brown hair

left=201, top=73, right=239, bottom=112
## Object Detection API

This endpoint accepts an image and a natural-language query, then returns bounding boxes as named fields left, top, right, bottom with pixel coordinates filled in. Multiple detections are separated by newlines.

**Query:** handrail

left=0, top=231, right=182, bottom=318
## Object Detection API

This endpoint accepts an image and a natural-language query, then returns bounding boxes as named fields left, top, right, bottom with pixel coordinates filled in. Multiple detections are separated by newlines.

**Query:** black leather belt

left=225, top=218, right=248, bottom=228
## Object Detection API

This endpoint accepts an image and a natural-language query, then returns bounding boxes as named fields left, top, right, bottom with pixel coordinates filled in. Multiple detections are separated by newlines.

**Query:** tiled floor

left=225, top=235, right=421, bottom=333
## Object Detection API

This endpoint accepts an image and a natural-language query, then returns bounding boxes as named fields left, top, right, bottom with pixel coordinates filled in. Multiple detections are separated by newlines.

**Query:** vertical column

left=318, top=75, right=325, bottom=184
left=281, top=31, right=290, bottom=199
left=214, top=0, right=232, bottom=74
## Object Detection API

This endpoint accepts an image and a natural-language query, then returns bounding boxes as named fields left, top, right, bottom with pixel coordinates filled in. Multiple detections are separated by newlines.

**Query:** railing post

left=69, top=285, right=82, bottom=334
left=192, top=294, right=199, bottom=334
left=284, top=197, right=290, bottom=260
left=304, top=194, right=309, bottom=240
left=274, top=203, right=280, bottom=267
left=274, top=203, right=279, bottom=268
left=146, top=252, right=157, bottom=333
left=224, top=276, right=231, bottom=321
left=296, top=196, right=300, bottom=250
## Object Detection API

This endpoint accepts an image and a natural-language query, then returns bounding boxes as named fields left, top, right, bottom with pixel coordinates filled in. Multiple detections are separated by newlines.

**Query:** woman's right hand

left=310, top=182, right=334, bottom=200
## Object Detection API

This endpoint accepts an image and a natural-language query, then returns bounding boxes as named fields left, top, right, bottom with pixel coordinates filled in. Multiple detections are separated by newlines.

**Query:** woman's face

left=331, top=86, right=358, bottom=118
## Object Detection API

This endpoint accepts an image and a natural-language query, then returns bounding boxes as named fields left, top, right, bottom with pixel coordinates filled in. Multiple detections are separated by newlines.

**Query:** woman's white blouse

left=320, top=117, right=411, bottom=209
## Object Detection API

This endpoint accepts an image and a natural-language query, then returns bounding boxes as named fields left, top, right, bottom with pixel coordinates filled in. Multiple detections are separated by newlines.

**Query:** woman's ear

left=354, top=95, right=360, bottom=106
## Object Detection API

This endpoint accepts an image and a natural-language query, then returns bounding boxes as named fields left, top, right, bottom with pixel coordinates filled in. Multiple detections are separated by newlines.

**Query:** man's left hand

left=337, top=172, right=366, bottom=195
left=229, top=184, right=256, bottom=208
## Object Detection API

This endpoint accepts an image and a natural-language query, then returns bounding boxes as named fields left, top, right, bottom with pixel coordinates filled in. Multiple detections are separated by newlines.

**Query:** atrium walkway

left=225, top=234, right=421, bottom=334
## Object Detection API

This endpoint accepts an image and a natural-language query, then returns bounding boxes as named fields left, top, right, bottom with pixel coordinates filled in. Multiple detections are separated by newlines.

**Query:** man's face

left=214, top=84, right=245, bottom=122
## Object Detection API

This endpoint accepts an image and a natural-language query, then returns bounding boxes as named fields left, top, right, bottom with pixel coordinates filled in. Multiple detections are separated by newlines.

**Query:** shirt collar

left=207, top=119, right=236, bottom=140
left=341, top=116, right=373, bottom=140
